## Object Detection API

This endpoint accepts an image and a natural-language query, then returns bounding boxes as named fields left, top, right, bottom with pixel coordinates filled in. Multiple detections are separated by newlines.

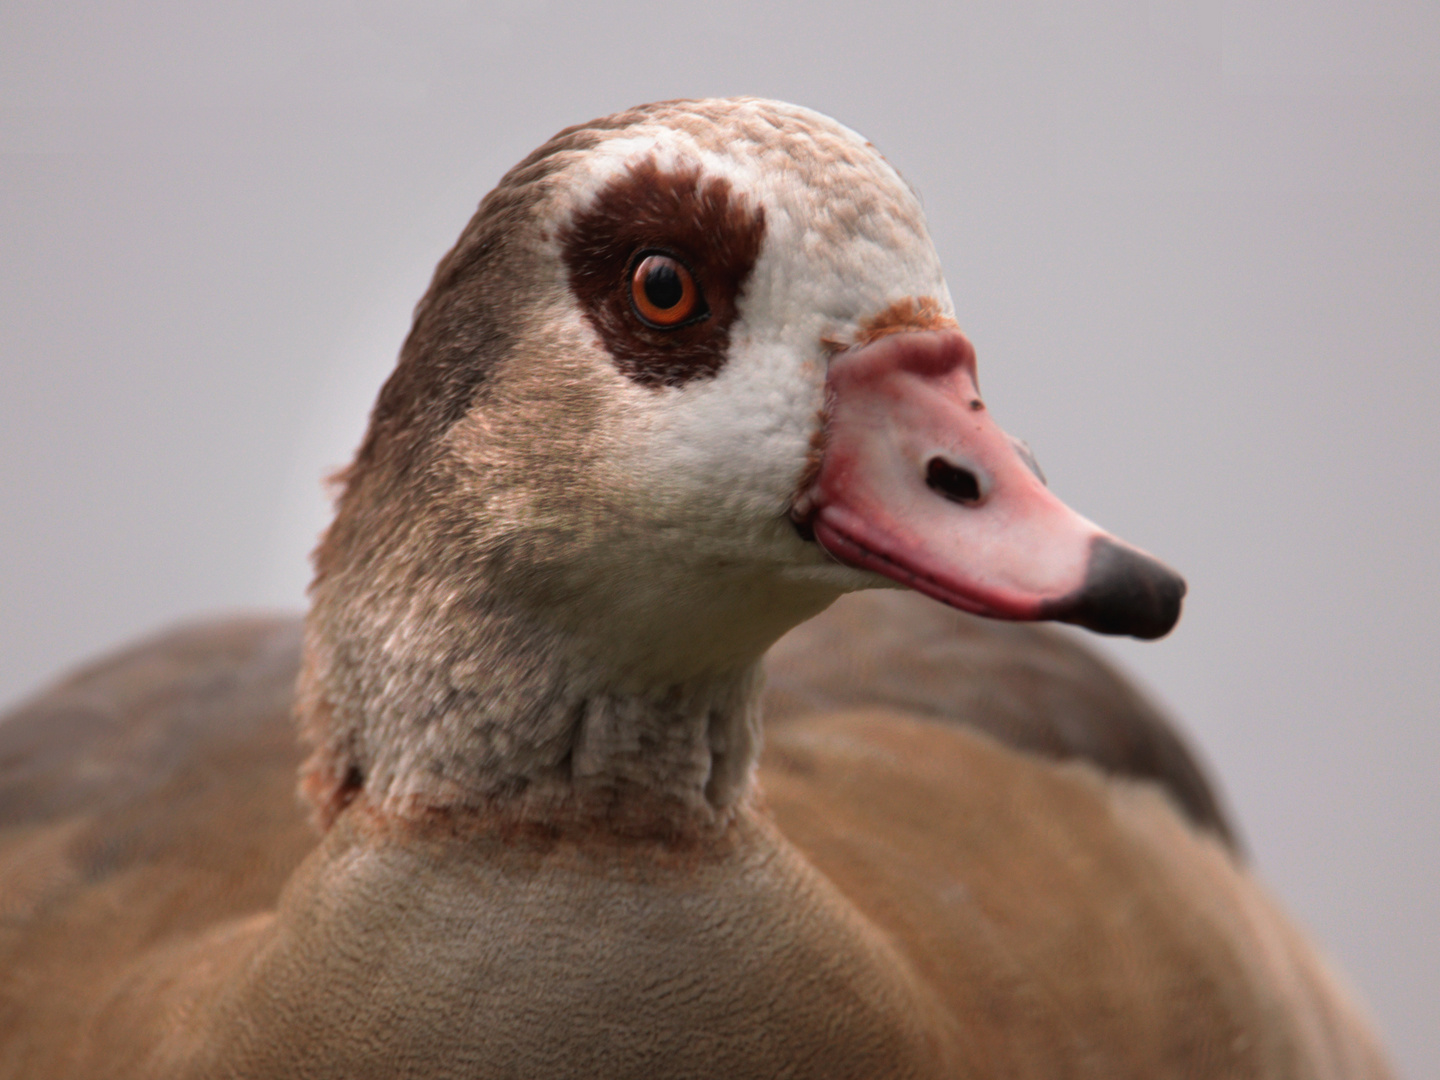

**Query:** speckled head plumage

left=297, top=99, right=954, bottom=830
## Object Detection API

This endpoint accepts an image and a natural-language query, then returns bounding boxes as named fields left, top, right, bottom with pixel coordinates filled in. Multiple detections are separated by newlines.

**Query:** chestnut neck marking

left=561, top=157, right=766, bottom=389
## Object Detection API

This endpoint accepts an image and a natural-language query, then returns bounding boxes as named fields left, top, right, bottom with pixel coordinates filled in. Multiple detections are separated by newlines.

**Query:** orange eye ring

left=630, top=252, right=704, bottom=328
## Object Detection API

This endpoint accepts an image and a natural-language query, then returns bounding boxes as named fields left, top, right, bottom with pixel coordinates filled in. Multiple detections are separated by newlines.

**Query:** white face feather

left=544, top=102, right=953, bottom=598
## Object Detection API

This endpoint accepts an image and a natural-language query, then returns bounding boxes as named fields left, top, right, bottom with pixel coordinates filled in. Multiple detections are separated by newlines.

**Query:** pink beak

left=796, top=329, right=1184, bottom=640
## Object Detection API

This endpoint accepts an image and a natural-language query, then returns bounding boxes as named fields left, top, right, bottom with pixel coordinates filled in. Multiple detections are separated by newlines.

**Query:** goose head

left=298, top=98, right=1184, bottom=835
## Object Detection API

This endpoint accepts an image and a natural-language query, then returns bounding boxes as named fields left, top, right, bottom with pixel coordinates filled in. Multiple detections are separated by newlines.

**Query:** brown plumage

left=0, top=601, right=1388, bottom=1076
left=0, top=98, right=1393, bottom=1077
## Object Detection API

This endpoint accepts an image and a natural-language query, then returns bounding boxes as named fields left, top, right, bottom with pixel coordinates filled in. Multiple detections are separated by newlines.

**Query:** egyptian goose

left=0, top=98, right=1391, bottom=1078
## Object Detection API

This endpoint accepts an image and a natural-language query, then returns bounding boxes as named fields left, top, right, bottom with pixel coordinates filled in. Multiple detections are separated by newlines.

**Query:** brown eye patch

left=561, top=157, right=766, bottom=389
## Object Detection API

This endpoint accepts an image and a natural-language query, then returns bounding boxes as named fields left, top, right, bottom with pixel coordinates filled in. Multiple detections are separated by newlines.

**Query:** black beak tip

left=1044, top=536, right=1187, bottom=640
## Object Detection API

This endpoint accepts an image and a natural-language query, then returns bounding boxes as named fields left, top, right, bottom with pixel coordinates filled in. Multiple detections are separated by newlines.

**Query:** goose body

left=0, top=99, right=1391, bottom=1078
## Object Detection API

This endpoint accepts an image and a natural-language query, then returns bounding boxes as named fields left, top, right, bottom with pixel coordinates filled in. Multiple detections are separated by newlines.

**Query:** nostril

left=926, top=457, right=982, bottom=505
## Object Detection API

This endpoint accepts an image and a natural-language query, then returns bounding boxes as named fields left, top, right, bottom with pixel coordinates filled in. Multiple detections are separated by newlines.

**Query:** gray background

left=2, top=1, right=1435, bottom=1073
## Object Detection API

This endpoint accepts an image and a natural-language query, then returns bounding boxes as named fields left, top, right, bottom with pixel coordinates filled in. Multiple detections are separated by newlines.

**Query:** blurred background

left=2, top=1, right=1435, bottom=1072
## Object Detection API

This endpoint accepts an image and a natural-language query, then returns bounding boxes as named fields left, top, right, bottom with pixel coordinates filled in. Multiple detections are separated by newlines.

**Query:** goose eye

left=630, top=253, right=704, bottom=328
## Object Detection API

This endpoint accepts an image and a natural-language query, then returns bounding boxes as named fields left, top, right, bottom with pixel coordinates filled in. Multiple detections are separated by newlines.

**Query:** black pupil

left=643, top=261, right=684, bottom=310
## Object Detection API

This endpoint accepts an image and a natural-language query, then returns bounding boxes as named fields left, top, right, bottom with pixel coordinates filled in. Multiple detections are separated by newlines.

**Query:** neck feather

left=297, top=595, right=768, bottom=839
